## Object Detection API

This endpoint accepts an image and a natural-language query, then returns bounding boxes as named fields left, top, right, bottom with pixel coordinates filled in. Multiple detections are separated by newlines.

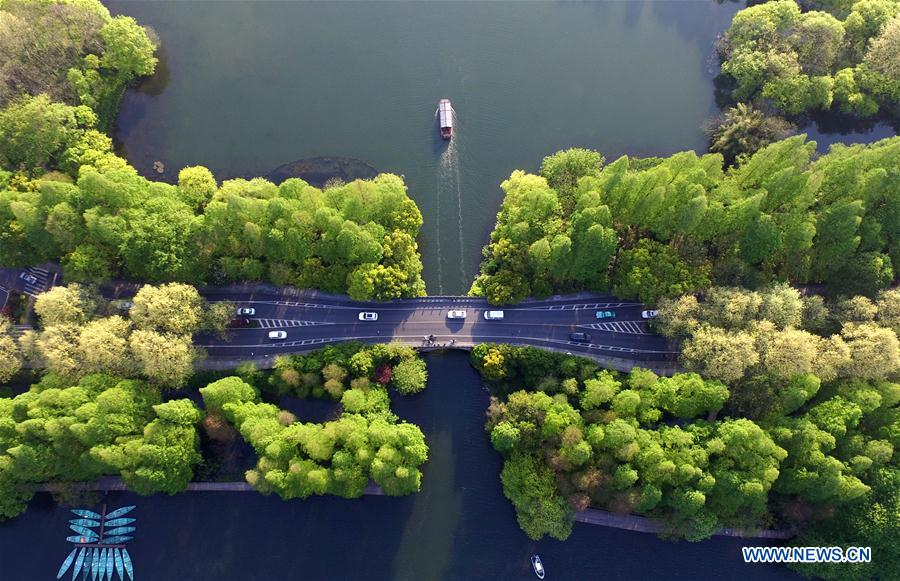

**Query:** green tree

left=128, top=330, right=195, bottom=388
left=706, top=104, right=796, bottom=166
left=34, top=284, right=97, bottom=326
left=99, top=16, right=157, bottom=80
left=0, top=95, right=86, bottom=171
left=130, top=283, right=205, bottom=336
left=390, top=357, right=427, bottom=395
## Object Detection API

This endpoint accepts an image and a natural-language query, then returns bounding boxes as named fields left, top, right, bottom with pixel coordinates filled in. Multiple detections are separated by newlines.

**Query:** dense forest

left=718, top=0, right=900, bottom=120
left=0, top=168, right=427, bottom=300
left=471, top=137, right=899, bottom=305
left=0, top=341, right=429, bottom=519
left=471, top=341, right=898, bottom=579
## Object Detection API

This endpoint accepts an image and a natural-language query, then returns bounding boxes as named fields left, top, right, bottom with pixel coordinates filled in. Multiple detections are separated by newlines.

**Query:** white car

left=112, top=300, right=134, bottom=311
left=447, top=310, right=467, bottom=320
left=19, top=272, right=38, bottom=285
left=483, top=310, right=504, bottom=320
left=237, top=307, right=256, bottom=316
left=267, top=330, right=287, bottom=340
left=642, top=310, right=659, bottom=319
left=359, top=312, right=378, bottom=321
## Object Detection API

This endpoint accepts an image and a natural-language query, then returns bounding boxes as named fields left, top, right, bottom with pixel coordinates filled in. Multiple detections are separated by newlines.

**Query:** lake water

left=110, top=0, right=741, bottom=295
left=0, top=352, right=798, bottom=580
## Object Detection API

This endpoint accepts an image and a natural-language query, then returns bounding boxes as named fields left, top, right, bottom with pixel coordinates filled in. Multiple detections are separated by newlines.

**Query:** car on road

left=483, top=310, right=504, bottom=320
left=112, top=300, right=133, bottom=311
left=569, top=332, right=592, bottom=342
left=447, top=310, right=467, bottom=319
left=228, top=317, right=252, bottom=328
left=642, top=310, right=659, bottom=319
left=595, top=310, right=615, bottom=319
left=358, top=312, right=378, bottom=321
left=19, top=272, right=38, bottom=285
left=267, top=330, right=287, bottom=340
left=236, top=307, right=256, bottom=316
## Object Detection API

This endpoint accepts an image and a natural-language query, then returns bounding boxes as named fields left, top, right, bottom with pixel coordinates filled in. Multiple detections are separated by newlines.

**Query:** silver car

left=447, top=310, right=467, bottom=319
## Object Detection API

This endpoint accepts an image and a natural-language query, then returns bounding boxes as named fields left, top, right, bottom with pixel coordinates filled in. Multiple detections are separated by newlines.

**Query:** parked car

left=641, top=310, right=659, bottom=319
left=19, top=272, right=38, bottom=285
left=112, top=300, right=134, bottom=311
left=358, top=312, right=378, bottom=321
left=595, top=311, right=615, bottom=319
left=447, top=310, right=467, bottom=319
left=267, top=330, right=287, bottom=340
left=569, top=332, right=592, bottom=342
left=483, top=310, right=505, bottom=320
left=236, top=307, right=256, bottom=316
left=228, top=317, right=252, bottom=328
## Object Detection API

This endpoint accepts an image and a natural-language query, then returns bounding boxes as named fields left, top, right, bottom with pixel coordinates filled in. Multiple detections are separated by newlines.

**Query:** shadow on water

left=265, top=156, right=378, bottom=187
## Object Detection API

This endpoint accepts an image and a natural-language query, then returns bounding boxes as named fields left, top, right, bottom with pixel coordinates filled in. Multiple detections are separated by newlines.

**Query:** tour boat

left=104, top=526, right=136, bottom=537
left=114, top=548, right=125, bottom=581
left=438, top=99, right=453, bottom=140
left=531, top=554, right=545, bottom=579
left=72, top=509, right=102, bottom=520
left=104, top=505, right=136, bottom=520
left=56, top=548, right=77, bottom=579
left=69, top=524, right=98, bottom=537
left=122, top=547, right=135, bottom=580
left=72, top=548, right=87, bottom=579
left=105, top=549, right=114, bottom=581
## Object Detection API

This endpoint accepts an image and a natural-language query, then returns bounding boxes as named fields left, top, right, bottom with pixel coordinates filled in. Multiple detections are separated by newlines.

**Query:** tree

left=390, top=357, right=427, bottom=395
left=199, top=376, right=257, bottom=413
left=77, top=316, right=133, bottom=375
left=612, top=239, right=711, bottom=304
left=500, top=453, right=574, bottom=540
left=0, top=321, right=22, bottom=382
left=99, top=16, right=157, bottom=80
left=0, top=95, right=86, bottom=171
left=863, top=16, right=900, bottom=79
left=34, top=284, right=97, bottom=326
left=841, top=323, right=900, bottom=380
left=202, top=300, right=235, bottom=337
left=177, top=166, right=217, bottom=211
left=128, top=330, right=195, bottom=388
left=682, top=326, right=759, bottom=383
left=790, top=467, right=900, bottom=580
left=130, top=283, right=204, bottom=336
left=119, top=399, right=201, bottom=495
left=706, top=104, right=796, bottom=166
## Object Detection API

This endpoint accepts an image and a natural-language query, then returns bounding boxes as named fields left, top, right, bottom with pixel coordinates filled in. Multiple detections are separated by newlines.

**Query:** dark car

left=228, top=317, right=252, bottom=328
left=569, top=332, right=592, bottom=342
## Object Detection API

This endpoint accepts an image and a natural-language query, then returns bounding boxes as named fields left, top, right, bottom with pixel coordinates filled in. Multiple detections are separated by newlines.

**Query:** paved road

left=1, top=268, right=679, bottom=372
left=196, top=287, right=678, bottom=372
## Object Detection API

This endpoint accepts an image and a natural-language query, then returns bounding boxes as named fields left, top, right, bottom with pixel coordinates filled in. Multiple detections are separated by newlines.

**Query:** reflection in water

left=393, top=431, right=461, bottom=581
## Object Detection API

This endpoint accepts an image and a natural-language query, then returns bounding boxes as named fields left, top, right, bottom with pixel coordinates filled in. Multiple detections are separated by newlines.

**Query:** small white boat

left=531, top=554, right=545, bottom=579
